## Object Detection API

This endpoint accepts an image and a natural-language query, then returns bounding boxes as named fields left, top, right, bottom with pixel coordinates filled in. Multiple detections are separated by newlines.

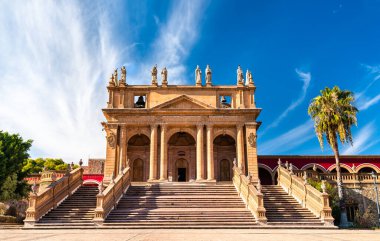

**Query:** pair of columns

left=148, top=124, right=216, bottom=182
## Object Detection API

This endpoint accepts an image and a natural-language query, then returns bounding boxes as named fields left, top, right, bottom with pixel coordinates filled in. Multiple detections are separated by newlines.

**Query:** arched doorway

left=358, top=167, right=377, bottom=174
left=175, top=159, right=189, bottom=182
left=213, top=134, right=236, bottom=181
left=132, top=158, right=144, bottom=181
left=219, top=159, right=231, bottom=181
left=259, top=167, right=273, bottom=185
left=168, top=132, right=196, bottom=181
left=330, top=167, right=350, bottom=173
left=128, top=134, right=150, bottom=182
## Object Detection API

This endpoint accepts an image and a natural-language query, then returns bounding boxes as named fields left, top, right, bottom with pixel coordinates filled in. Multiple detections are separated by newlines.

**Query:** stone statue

left=205, top=65, right=212, bottom=86
left=195, top=65, right=202, bottom=86
left=120, top=66, right=127, bottom=85
left=248, top=70, right=254, bottom=86
left=114, top=68, right=118, bottom=86
left=108, top=73, right=115, bottom=86
left=237, top=65, right=244, bottom=85
left=161, top=67, right=167, bottom=84
left=245, top=70, right=250, bottom=86
left=151, top=65, right=158, bottom=85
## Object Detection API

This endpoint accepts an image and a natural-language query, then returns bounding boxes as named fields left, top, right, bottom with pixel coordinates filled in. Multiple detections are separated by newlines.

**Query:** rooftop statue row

left=108, top=65, right=255, bottom=87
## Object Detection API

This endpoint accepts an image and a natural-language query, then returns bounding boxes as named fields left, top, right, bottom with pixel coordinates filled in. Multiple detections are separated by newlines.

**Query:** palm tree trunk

left=332, top=139, right=349, bottom=227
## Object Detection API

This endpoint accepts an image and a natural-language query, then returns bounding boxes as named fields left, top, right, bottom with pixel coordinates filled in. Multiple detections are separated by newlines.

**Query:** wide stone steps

left=105, top=183, right=257, bottom=228
left=261, top=185, right=323, bottom=226
left=37, top=186, right=98, bottom=225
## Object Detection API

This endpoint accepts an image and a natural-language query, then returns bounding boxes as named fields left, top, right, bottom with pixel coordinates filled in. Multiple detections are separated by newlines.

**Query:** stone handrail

left=24, top=167, right=83, bottom=227
left=277, top=163, right=334, bottom=225
left=93, top=167, right=130, bottom=225
left=232, top=165, right=267, bottom=223
left=293, top=170, right=380, bottom=188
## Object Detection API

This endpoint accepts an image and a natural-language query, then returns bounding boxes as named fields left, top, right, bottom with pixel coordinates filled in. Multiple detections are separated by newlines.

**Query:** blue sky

left=1, top=0, right=380, bottom=162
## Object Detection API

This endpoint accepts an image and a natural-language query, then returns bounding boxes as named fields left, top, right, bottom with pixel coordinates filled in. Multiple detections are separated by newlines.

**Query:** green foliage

left=0, top=215, right=17, bottom=223
left=308, top=86, right=358, bottom=150
left=22, top=158, right=45, bottom=174
left=23, top=158, right=74, bottom=174
left=0, top=131, right=32, bottom=201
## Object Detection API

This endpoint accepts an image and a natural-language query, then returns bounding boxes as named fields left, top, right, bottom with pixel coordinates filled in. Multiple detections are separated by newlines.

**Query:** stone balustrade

left=24, top=167, right=83, bottom=227
left=277, top=162, right=334, bottom=226
left=293, top=170, right=380, bottom=188
left=232, top=164, right=267, bottom=224
left=93, top=166, right=130, bottom=225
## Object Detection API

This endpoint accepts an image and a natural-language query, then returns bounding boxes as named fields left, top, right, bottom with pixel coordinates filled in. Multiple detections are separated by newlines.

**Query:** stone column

left=245, top=123, right=259, bottom=181
left=236, top=124, right=245, bottom=172
left=103, top=124, right=118, bottom=184
left=196, top=124, right=204, bottom=181
left=118, top=126, right=127, bottom=174
left=206, top=125, right=215, bottom=181
left=149, top=124, right=158, bottom=181
left=159, top=124, right=168, bottom=181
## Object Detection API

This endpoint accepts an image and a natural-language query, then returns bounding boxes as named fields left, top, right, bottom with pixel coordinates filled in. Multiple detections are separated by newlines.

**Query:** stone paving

left=0, top=229, right=379, bottom=241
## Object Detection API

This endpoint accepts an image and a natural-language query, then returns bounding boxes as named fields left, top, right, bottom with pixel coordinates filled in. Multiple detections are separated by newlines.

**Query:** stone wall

left=345, top=184, right=380, bottom=227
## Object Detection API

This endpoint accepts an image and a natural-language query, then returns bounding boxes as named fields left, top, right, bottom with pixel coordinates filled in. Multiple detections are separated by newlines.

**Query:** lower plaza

left=21, top=67, right=380, bottom=230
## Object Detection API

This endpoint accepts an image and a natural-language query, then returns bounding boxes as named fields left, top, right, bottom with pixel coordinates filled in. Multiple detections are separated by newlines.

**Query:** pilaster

left=160, top=124, right=168, bottom=180
left=236, top=124, right=245, bottom=173
left=149, top=124, right=158, bottom=181
left=118, top=126, right=127, bottom=174
left=206, top=125, right=215, bottom=181
left=103, top=124, right=118, bottom=184
left=245, top=123, right=258, bottom=181
left=196, top=124, right=204, bottom=181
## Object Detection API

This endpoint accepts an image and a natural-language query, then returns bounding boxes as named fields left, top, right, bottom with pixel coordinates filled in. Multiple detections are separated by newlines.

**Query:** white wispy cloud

left=355, top=64, right=380, bottom=110
left=259, top=120, right=315, bottom=154
left=0, top=1, right=206, bottom=163
left=342, top=122, right=379, bottom=154
left=356, top=94, right=380, bottom=111
left=261, top=69, right=311, bottom=134
left=0, top=1, right=121, bottom=163
left=128, top=0, right=208, bottom=85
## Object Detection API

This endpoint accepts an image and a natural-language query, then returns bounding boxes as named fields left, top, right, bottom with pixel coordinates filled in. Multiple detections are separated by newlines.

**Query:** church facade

left=102, top=65, right=260, bottom=184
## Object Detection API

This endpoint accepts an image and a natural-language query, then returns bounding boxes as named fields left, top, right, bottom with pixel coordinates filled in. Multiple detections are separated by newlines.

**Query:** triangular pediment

left=152, top=95, right=214, bottom=110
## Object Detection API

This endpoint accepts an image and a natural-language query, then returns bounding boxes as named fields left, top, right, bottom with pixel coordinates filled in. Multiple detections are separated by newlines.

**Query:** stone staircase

left=261, top=185, right=324, bottom=226
left=36, top=185, right=98, bottom=226
left=104, top=183, right=257, bottom=228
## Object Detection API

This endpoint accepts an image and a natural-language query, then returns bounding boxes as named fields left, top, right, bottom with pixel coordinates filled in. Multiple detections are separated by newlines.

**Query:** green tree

left=0, top=131, right=32, bottom=201
left=22, top=158, right=77, bottom=174
left=22, top=158, right=45, bottom=174
left=308, top=86, right=358, bottom=227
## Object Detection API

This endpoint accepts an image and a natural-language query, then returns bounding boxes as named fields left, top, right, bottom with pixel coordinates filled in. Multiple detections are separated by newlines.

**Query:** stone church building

left=102, top=65, right=260, bottom=184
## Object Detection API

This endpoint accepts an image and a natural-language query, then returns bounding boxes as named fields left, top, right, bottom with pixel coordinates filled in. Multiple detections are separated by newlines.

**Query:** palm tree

left=308, top=86, right=358, bottom=227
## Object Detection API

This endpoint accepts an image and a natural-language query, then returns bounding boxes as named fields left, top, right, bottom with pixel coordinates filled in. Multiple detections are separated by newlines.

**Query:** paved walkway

left=0, top=229, right=379, bottom=241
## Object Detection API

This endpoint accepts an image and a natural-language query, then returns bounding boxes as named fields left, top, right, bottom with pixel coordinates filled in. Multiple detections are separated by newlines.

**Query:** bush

left=354, top=208, right=377, bottom=228
left=0, top=215, right=17, bottom=223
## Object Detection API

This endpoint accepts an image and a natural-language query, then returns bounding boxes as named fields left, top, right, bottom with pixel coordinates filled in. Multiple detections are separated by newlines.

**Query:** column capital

left=206, top=124, right=213, bottom=130
left=160, top=124, right=167, bottom=131
left=150, top=124, right=158, bottom=130
left=236, top=123, right=244, bottom=129
left=196, top=123, right=204, bottom=129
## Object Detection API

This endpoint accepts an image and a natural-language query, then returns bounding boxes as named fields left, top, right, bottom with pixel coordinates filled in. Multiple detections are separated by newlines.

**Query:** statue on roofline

left=120, top=66, right=127, bottom=83
left=205, top=65, right=212, bottom=85
left=114, top=68, right=118, bottom=85
left=237, top=65, right=244, bottom=85
left=151, top=65, right=158, bottom=85
left=195, top=65, right=202, bottom=86
left=161, top=67, right=167, bottom=84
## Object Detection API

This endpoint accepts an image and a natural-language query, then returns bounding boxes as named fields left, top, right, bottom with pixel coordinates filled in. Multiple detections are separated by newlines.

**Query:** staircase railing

left=93, top=166, right=130, bottom=225
left=277, top=160, right=334, bottom=225
left=232, top=163, right=267, bottom=224
left=24, top=167, right=83, bottom=227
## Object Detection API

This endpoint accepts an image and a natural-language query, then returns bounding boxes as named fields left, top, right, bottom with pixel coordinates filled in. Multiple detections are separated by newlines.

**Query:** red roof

left=258, top=155, right=380, bottom=171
